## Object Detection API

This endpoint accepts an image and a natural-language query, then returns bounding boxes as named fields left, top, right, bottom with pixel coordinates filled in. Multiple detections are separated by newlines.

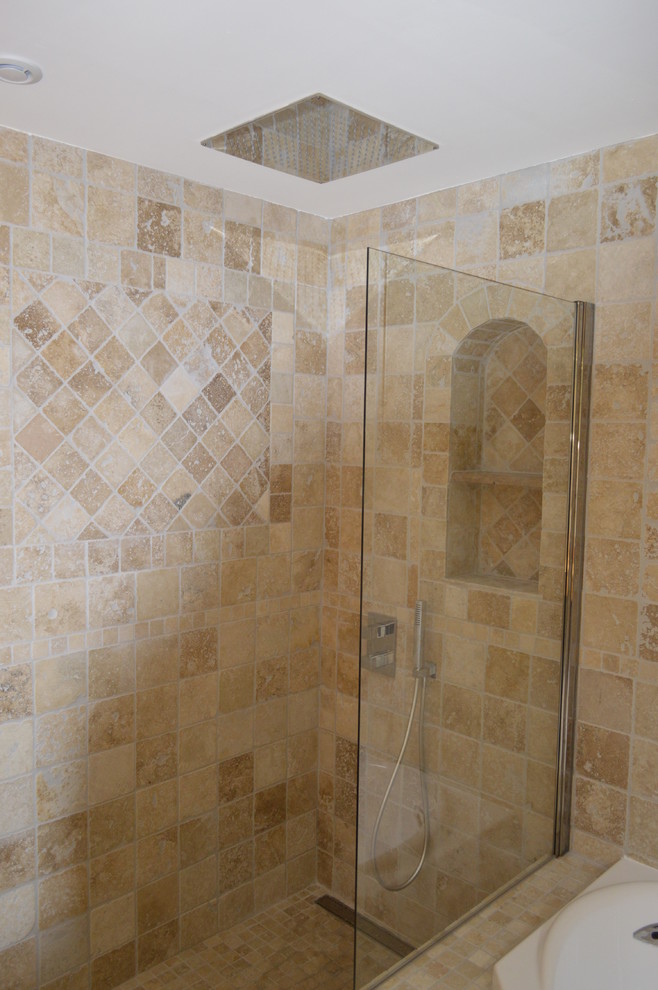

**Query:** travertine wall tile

left=327, top=128, right=658, bottom=968
left=0, top=124, right=325, bottom=986
left=0, top=160, right=29, bottom=225
left=547, top=189, right=598, bottom=250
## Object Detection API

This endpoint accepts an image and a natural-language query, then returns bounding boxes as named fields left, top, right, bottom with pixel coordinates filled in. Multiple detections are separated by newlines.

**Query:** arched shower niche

left=446, top=319, right=547, bottom=591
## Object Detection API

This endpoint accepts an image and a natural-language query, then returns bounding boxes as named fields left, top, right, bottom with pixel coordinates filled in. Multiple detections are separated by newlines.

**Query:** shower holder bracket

left=363, top=612, right=397, bottom=677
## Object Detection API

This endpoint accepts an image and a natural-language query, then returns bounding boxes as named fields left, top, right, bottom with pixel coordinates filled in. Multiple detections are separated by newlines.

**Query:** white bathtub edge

left=492, top=856, right=658, bottom=990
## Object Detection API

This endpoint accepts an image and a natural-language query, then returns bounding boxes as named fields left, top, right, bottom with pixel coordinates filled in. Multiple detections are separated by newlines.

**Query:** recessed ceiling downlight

left=0, top=57, right=42, bottom=85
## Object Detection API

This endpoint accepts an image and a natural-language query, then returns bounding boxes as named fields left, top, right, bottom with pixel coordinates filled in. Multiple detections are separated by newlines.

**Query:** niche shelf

left=447, top=572, right=540, bottom=596
left=445, top=320, right=547, bottom=589
left=451, top=470, right=542, bottom=490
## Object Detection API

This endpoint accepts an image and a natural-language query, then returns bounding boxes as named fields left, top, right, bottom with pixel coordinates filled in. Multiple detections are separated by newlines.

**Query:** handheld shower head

left=371, top=597, right=432, bottom=891
left=413, top=600, right=425, bottom=670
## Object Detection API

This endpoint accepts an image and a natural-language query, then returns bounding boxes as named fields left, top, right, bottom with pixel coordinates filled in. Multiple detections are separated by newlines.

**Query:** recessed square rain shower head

left=202, top=94, right=438, bottom=184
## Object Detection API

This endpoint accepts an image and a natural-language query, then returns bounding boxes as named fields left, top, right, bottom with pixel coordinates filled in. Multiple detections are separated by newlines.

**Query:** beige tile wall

left=323, top=134, right=658, bottom=920
left=0, top=127, right=328, bottom=988
left=0, top=118, right=656, bottom=989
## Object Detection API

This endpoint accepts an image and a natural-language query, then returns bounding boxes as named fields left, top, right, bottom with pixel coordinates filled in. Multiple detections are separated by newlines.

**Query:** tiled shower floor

left=118, top=885, right=400, bottom=990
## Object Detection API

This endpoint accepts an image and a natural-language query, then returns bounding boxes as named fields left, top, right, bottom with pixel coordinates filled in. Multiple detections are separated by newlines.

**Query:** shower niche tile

left=446, top=319, right=547, bottom=591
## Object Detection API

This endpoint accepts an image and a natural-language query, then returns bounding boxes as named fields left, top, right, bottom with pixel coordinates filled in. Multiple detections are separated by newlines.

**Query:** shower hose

left=370, top=600, right=431, bottom=891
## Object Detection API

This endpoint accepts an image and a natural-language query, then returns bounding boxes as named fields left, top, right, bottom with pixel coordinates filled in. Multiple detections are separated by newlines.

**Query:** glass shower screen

left=354, top=249, right=592, bottom=987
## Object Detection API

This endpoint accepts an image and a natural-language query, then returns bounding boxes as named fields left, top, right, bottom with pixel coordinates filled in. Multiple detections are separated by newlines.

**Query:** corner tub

left=493, top=857, right=658, bottom=990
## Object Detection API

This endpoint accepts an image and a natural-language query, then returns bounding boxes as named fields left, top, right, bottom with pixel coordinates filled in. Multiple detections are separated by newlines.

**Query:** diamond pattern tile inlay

left=484, top=326, right=547, bottom=474
left=13, top=280, right=272, bottom=542
left=480, top=325, right=547, bottom=580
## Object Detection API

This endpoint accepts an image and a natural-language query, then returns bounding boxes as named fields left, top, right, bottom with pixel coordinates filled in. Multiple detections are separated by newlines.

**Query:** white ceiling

left=1, top=0, right=657, bottom=218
